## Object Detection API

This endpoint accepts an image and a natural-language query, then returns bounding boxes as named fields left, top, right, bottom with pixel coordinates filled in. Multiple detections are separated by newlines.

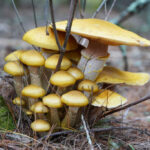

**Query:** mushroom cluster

left=3, top=18, right=150, bottom=133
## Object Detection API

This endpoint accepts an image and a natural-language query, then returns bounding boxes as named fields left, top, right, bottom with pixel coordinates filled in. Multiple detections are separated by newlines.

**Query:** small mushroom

left=31, top=119, right=50, bottom=132
left=61, top=90, right=88, bottom=128
left=13, top=97, right=25, bottom=106
left=43, top=94, right=62, bottom=126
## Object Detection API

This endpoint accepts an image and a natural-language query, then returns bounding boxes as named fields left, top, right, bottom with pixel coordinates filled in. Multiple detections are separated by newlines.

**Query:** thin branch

left=81, top=115, right=94, bottom=150
left=45, top=0, right=50, bottom=35
left=11, top=0, right=26, bottom=33
left=92, top=0, right=108, bottom=18
left=111, top=0, right=150, bottom=25
left=31, top=0, right=38, bottom=27
left=105, top=0, right=117, bottom=20
left=102, top=95, right=150, bottom=118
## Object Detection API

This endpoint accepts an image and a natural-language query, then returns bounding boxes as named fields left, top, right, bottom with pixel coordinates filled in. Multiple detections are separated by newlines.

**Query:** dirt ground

left=0, top=2, right=150, bottom=149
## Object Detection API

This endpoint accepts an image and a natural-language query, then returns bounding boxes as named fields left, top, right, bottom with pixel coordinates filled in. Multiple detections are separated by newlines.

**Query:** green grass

left=0, top=96, right=15, bottom=130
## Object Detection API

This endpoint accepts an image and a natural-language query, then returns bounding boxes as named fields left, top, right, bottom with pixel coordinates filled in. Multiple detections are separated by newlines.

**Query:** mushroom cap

left=31, top=119, right=50, bottom=132
left=92, top=90, right=127, bottom=109
left=61, top=90, right=88, bottom=107
left=52, top=19, right=150, bottom=46
left=20, top=50, right=45, bottom=66
left=96, top=66, right=150, bottom=86
left=50, top=71, right=76, bottom=87
left=67, top=67, right=84, bottom=80
left=22, top=85, right=46, bottom=98
left=5, top=50, right=25, bottom=62
left=65, top=49, right=81, bottom=63
left=4, top=61, right=24, bottom=76
left=13, top=97, right=25, bottom=106
left=45, top=54, right=72, bottom=70
left=25, top=110, right=33, bottom=115
left=23, top=26, right=78, bottom=50
left=78, top=79, right=98, bottom=93
left=30, top=101, right=49, bottom=113
left=43, top=94, right=63, bottom=108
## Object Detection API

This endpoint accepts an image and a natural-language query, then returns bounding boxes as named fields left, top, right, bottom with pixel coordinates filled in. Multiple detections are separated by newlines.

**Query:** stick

left=45, top=0, right=50, bottom=35
left=81, top=115, right=94, bottom=150
left=11, top=0, right=26, bottom=33
left=102, top=95, right=150, bottom=118
left=31, top=0, right=38, bottom=27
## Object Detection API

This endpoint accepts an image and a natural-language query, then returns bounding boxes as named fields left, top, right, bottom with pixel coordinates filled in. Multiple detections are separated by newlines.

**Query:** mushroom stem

left=28, top=66, right=42, bottom=86
left=61, top=107, right=79, bottom=128
left=77, top=39, right=109, bottom=81
left=50, top=108, right=60, bottom=126
left=14, top=76, right=24, bottom=96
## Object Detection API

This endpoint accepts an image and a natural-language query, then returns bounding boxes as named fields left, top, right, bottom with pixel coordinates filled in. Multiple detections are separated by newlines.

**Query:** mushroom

left=4, top=61, right=24, bottom=96
left=5, top=50, right=25, bottom=62
left=21, top=84, right=46, bottom=106
left=31, top=119, right=50, bottom=132
left=43, top=94, right=62, bottom=126
left=96, top=66, right=150, bottom=86
left=61, top=90, right=88, bottom=128
left=78, top=79, right=99, bottom=98
left=89, top=89, right=127, bottom=123
left=51, top=18, right=150, bottom=81
left=50, top=70, right=76, bottom=95
left=13, top=97, right=25, bottom=106
left=20, top=50, right=45, bottom=87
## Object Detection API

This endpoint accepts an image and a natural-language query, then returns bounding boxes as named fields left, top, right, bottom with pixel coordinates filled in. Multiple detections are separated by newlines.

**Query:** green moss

left=0, top=96, right=15, bottom=130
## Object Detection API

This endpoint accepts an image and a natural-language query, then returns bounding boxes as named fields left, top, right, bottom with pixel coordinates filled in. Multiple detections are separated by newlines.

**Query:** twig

left=105, top=0, right=117, bottom=20
left=11, top=0, right=26, bottom=33
left=92, top=0, right=108, bottom=18
left=81, top=115, right=94, bottom=150
left=45, top=0, right=50, bottom=35
left=111, top=0, right=150, bottom=25
left=31, top=0, right=38, bottom=27
left=102, top=95, right=150, bottom=118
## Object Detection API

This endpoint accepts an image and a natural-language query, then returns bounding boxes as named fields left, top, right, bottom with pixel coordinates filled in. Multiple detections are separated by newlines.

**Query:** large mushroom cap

left=5, top=50, right=25, bottom=62
left=51, top=19, right=150, bottom=46
left=61, top=90, right=88, bottom=107
left=43, top=94, right=63, bottom=108
left=78, top=79, right=98, bottom=93
left=50, top=71, right=76, bottom=87
left=92, top=90, right=127, bottom=109
left=45, top=54, right=72, bottom=70
left=96, top=66, right=150, bottom=86
left=4, top=61, right=24, bottom=76
left=23, top=27, right=78, bottom=50
left=22, top=84, right=46, bottom=98
left=20, top=50, right=45, bottom=66
left=31, top=119, right=50, bottom=132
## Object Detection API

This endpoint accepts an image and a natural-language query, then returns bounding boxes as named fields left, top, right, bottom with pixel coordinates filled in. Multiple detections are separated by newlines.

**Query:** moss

left=0, top=96, right=15, bottom=130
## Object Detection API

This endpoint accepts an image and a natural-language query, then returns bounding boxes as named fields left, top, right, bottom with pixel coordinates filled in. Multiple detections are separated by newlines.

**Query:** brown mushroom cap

left=51, top=19, right=150, bottom=46
left=31, top=119, right=50, bottom=132
left=50, top=71, right=76, bottom=87
left=4, top=61, right=24, bottom=76
left=20, top=50, right=45, bottom=66
left=78, top=79, right=98, bottom=93
left=45, top=54, right=72, bottom=70
left=23, top=27, right=78, bottom=50
left=61, top=90, right=88, bottom=107
left=22, top=84, right=46, bottom=98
